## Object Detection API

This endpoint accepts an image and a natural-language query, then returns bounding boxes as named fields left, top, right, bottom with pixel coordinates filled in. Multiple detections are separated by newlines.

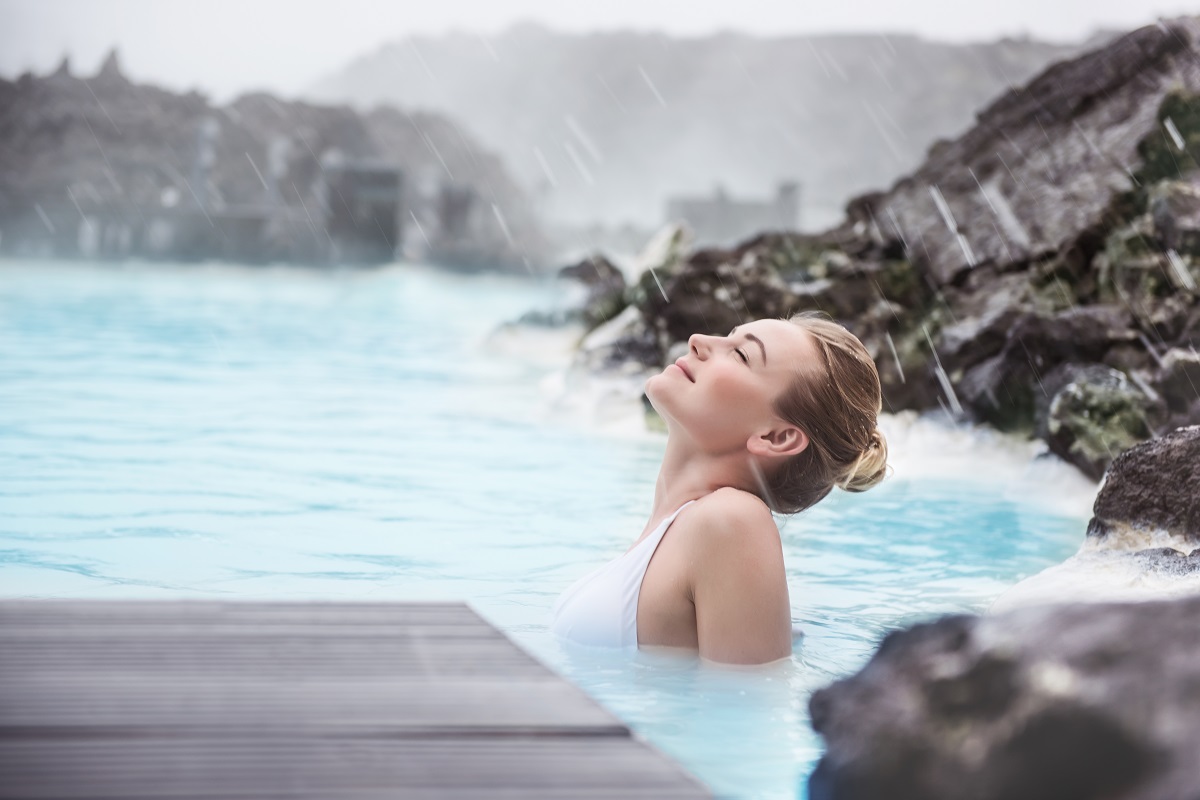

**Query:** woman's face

left=645, top=319, right=819, bottom=453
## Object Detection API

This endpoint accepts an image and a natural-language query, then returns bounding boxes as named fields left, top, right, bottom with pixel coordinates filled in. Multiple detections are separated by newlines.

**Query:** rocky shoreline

left=807, top=426, right=1200, bottom=800
left=548, top=18, right=1200, bottom=481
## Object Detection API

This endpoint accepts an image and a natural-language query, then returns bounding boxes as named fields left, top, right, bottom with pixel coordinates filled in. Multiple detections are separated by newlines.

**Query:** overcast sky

left=1, top=0, right=1195, bottom=100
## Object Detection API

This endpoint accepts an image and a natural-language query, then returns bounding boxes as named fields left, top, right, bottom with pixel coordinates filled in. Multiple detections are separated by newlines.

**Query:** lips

left=674, top=358, right=695, bottom=382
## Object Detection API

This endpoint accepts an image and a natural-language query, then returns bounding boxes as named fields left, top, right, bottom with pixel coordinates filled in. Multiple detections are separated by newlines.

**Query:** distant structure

left=316, top=153, right=404, bottom=264
left=5, top=119, right=405, bottom=266
left=1, top=54, right=546, bottom=271
left=665, top=182, right=800, bottom=247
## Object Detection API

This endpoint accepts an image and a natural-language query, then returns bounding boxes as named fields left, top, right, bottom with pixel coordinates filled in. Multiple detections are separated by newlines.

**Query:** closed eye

left=735, top=347, right=749, bottom=364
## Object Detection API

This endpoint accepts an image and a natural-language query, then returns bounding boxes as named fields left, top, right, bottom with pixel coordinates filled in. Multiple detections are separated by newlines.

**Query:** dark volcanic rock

left=993, top=424, right=1200, bottom=609
left=1152, top=348, right=1200, bottom=430
left=809, top=427, right=1200, bottom=800
left=1040, top=364, right=1154, bottom=481
left=958, top=305, right=1141, bottom=430
left=936, top=272, right=1045, bottom=369
left=863, top=20, right=1200, bottom=288
left=1150, top=176, right=1200, bottom=255
left=558, top=254, right=628, bottom=330
left=808, top=595, right=1200, bottom=800
left=1087, top=424, right=1200, bottom=544
left=635, top=246, right=797, bottom=344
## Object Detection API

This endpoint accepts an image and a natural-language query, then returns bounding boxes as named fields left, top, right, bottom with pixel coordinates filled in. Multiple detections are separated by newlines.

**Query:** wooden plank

left=0, top=638, right=540, bottom=677
left=0, top=676, right=623, bottom=732
left=0, top=600, right=487, bottom=627
left=0, top=601, right=711, bottom=798
left=0, top=737, right=708, bottom=798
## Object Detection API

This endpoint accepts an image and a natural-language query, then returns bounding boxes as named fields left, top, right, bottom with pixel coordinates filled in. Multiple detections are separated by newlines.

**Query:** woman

left=551, top=312, right=889, bottom=664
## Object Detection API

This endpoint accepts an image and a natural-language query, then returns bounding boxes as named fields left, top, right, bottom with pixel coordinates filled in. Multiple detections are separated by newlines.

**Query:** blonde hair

left=766, top=311, right=889, bottom=513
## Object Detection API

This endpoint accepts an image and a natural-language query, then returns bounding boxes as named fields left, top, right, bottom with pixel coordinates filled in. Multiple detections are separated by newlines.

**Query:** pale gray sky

left=1, top=0, right=1195, bottom=100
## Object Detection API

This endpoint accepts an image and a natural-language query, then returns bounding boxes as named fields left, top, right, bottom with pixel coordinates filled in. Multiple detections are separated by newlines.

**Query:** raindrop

left=532, top=146, right=558, bottom=188
left=884, top=332, right=905, bottom=383
left=637, top=65, right=668, bottom=108
left=884, top=207, right=908, bottom=252
left=421, top=132, right=454, bottom=181
left=649, top=268, right=670, bottom=302
left=34, top=203, right=56, bottom=234
left=1164, top=117, right=1186, bottom=151
left=929, top=184, right=977, bottom=266
left=1166, top=249, right=1197, bottom=291
left=66, top=187, right=88, bottom=223
left=1127, top=371, right=1161, bottom=403
left=83, top=80, right=121, bottom=134
left=923, top=324, right=962, bottom=416
left=562, top=141, right=594, bottom=185
left=245, top=152, right=271, bottom=193
left=565, top=115, right=603, bottom=165
left=491, top=204, right=514, bottom=245
left=408, top=210, right=431, bottom=249
left=476, top=35, right=499, bottom=63
left=597, top=74, right=628, bottom=114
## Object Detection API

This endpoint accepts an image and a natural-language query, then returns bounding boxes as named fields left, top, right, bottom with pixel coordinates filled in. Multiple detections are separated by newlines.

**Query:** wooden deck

left=0, top=601, right=709, bottom=798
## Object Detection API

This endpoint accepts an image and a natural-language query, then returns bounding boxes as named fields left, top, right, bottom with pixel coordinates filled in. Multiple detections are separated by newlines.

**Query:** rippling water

left=0, top=259, right=1090, bottom=798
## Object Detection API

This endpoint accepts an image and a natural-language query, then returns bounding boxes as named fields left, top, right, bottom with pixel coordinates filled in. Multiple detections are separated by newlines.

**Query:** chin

left=643, top=375, right=674, bottom=415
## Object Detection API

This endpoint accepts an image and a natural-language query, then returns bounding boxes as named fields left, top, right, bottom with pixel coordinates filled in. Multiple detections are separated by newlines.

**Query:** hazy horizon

left=1, top=1, right=1194, bottom=101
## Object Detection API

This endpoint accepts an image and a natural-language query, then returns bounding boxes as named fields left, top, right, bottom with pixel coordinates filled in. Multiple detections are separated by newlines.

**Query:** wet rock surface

left=557, top=255, right=628, bottom=330
left=1040, top=363, right=1154, bottom=481
left=1088, top=425, right=1200, bottom=545
left=807, top=595, right=1200, bottom=800
left=809, top=425, right=1200, bottom=799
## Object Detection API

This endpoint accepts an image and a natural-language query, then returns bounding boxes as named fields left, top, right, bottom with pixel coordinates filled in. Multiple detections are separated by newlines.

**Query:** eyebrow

left=745, top=333, right=768, bottom=365
left=730, top=326, right=768, bottom=365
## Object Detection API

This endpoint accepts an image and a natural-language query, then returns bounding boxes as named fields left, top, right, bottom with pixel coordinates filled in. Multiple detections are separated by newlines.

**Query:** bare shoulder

left=677, top=487, right=780, bottom=551
left=677, top=488, right=791, bottom=664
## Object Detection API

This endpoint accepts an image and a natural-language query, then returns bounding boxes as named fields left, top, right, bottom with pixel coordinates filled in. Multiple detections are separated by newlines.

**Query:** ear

left=747, top=425, right=809, bottom=459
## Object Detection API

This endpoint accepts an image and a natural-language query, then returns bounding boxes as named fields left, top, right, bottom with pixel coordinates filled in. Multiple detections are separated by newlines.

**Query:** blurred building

left=316, top=154, right=404, bottom=264
left=666, top=182, right=800, bottom=247
left=2, top=120, right=406, bottom=266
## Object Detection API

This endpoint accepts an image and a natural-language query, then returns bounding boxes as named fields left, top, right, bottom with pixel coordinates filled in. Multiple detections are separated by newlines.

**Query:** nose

left=688, top=333, right=713, bottom=359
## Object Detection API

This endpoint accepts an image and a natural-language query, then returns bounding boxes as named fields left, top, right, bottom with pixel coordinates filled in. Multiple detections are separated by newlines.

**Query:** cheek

left=705, top=368, right=763, bottom=409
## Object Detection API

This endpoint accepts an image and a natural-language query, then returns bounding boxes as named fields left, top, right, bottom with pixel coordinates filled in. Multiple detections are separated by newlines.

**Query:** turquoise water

left=0, top=260, right=1087, bottom=798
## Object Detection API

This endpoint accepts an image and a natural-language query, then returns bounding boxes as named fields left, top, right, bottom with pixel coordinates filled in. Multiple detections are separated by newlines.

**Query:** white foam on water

left=992, top=549, right=1200, bottom=612
left=537, top=361, right=657, bottom=439
left=482, top=320, right=584, bottom=369
left=876, top=412, right=1097, bottom=520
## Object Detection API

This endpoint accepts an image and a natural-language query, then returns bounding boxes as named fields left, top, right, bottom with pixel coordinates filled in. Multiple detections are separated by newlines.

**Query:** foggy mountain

left=307, top=24, right=1093, bottom=234
left=0, top=52, right=544, bottom=269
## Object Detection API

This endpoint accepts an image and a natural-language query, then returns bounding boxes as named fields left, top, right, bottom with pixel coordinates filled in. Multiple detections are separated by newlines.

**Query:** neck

left=643, top=432, right=761, bottom=536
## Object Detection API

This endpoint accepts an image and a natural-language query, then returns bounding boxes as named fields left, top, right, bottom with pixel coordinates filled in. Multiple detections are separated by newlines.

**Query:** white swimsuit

left=550, top=501, right=696, bottom=648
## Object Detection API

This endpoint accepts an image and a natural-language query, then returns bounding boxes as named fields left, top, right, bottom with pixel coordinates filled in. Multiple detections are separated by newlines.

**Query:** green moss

left=766, top=236, right=826, bottom=281
left=876, top=259, right=920, bottom=307
left=1048, top=381, right=1151, bottom=468
left=1137, top=92, right=1200, bottom=187
left=1115, top=92, right=1200, bottom=220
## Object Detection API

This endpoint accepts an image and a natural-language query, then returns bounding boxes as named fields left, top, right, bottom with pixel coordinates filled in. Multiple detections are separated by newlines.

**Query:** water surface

left=0, top=259, right=1089, bottom=798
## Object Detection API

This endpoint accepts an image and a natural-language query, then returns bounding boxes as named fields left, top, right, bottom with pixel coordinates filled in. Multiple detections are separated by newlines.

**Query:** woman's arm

left=684, top=488, right=793, bottom=665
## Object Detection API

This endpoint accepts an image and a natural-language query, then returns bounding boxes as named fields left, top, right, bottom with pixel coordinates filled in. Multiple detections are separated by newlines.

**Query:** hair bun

left=840, top=428, right=889, bottom=492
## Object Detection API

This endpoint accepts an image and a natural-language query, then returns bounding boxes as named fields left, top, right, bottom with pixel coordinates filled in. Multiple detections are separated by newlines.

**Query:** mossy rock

left=763, top=235, right=827, bottom=281
left=1109, top=92, right=1200, bottom=223
left=1045, top=365, right=1153, bottom=481
left=1136, top=92, right=1200, bottom=189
